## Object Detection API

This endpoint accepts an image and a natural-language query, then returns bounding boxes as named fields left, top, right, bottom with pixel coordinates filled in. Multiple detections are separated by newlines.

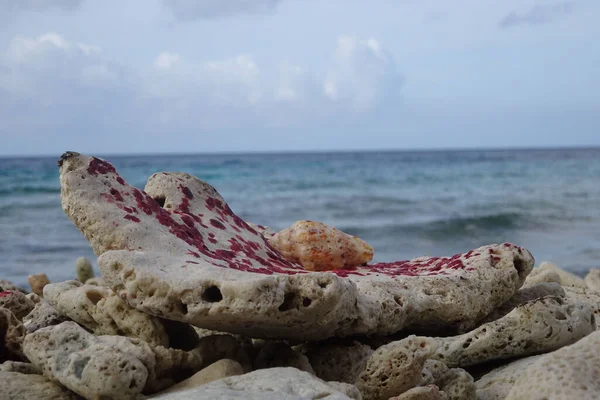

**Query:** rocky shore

left=1, top=152, right=599, bottom=399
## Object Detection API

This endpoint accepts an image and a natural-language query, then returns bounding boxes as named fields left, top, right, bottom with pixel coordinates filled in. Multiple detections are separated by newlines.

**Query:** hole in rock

left=86, top=290, right=104, bottom=305
left=202, top=286, right=223, bottom=303
left=513, top=257, right=525, bottom=275
left=302, top=297, right=312, bottom=307
left=153, top=196, right=166, bottom=207
left=278, top=292, right=298, bottom=312
left=394, top=295, right=404, bottom=306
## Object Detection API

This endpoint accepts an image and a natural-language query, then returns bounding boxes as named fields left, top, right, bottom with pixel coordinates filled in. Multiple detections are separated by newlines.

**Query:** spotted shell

left=268, top=220, right=374, bottom=271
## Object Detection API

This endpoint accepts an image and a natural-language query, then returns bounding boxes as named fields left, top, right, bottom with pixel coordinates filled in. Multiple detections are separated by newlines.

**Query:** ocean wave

left=0, top=185, right=60, bottom=196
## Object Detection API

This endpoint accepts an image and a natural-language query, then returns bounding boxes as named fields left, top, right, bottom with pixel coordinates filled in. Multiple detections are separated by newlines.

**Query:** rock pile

left=0, top=152, right=598, bottom=399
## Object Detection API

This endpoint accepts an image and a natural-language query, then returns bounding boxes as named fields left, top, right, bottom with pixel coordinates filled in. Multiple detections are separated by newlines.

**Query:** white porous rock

left=155, top=359, right=244, bottom=395
left=75, top=256, right=94, bottom=283
left=523, top=261, right=587, bottom=288
left=432, top=295, right=595, bottom=367
left=475, top=354, right=543, bottom=400
left=22, top=300, right=69, bottom=333
left=44, top=280, right=169, bottom=347
left=302, top=340, right=374, bottom=383
left=0, top=360, right=42, bottom=374
left=505, top=330, right=600, bottom=399
left=193, top=333, right=253, bottom=372
left=151, top=367, right=357, bottom=399
left=563, top=286, right=600, bottom=330
left=356, top=335, right=438, bottom=400
left=478, top=282, right=565, bottom=325
left=420, top=360, right=475, bottom=400
left=59, top=152, right=534, bottom=340
left=269, top=220, right=374, bottom=271
left=0, top=371, right=79, bottom=400
left=584, top=268, right=600, bottom=292
left=22, top=321, right=148, bottom=399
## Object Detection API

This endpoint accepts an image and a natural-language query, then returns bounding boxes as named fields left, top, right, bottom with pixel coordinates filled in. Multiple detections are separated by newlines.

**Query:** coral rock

left=391, top=385, right=448, bottom=400
left=432, top=295, right=594, bottom=368
left=584, top=268, right=600, bottom=293
left=523, top=261, right=586, bottom=288
left=254, top=341, right=314, bottom=374
left=0, top=307, right=26, bottom=361
left=58, top=152, right=534, bottom=340
left=150, top=367, right=357, bottom=399
left=0, top=280, right=27, bottom=294
left=269, top=220, right=374, bottom=271
left=75, top=257, right=94, bottom=283
left=23, top=322, right=148, bottom=399
left=154, top=359, right=244, bottom=395
left=44, top=280, right=169, bottom=347
left=0, top=360, right=41, bottom=374
left=303, top=340, right=374, bottom=383
left=0, top=289, right=35, bottom=320
left=420, top=360, right=475, bottom=400
left=475, top=354, right=542, bottom=400
left=356, top=335, right=438, bottom=400
left=22, top=300, right=69, bottom=334
left=504, top=330, right=600, bottom=399
left=0, top=371, right=79, bottom=400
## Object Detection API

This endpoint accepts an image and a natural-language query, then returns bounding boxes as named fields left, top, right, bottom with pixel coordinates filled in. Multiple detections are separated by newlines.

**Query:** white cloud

left=324, top=36, right=402, bottom=110
left=0, top=0, right=82, bottom=12
left=162, top=0, right=283, bottom=20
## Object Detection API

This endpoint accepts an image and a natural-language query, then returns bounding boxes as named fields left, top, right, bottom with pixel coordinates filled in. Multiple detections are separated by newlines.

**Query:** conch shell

left=269, top=220, right=374, bottom=271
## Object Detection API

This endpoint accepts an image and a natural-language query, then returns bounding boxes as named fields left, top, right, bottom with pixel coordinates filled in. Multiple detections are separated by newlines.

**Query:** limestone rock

left=584, top=268, right=600, bottom=292
left=433, top=295, right=595, bottom=367
left=44, top=280, right=169, bottom=347
left=247, top=222, right=276, bottom=238
left=0, top=360, right=41, bottom=374
left=356, top=335, right=438, bottom=400
left=303, top=340, right=374, bottom=383
left=326, top=382, right=363, bottom=400
left=254, top=341, right=314, bottom=374
left=75, top=256, right=94, bottom=283
left=28, top=273, right=50, bottom=297
left=475, top=354, right=542, bottom=400
left=0, top=289, right=35, bottom=320
left=0, top=371, right=79, bottom=400
left=155, top=359, right=244, bottom=395
left=505, top=330, right=600, bottom=399
left=22, top=300, right=69, bottom=333
left=269, top=220, right=374, bottom=271
left=59, top=152, right=534, bottom=341
left=391, top=386, right=448, bottom=400
left=151, top=367, right=356, bottom=399
left=563, top=286, right=600, bottom=330
left=523, top=261, right=586, bottom=288
left=27, top=292, right=41, bottom=303
left=420, top=360, right=475, bottom=400
left=0, top=280, right=27, bottom=294
left=23, top=321, right=148, bottom=399
left=0, top=307, right=26, bottom=361
left=84, top=277, right=106, bottom=286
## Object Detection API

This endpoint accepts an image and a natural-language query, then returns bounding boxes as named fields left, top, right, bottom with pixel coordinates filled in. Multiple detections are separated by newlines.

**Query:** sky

left=0, top=0, right=599, bottom=156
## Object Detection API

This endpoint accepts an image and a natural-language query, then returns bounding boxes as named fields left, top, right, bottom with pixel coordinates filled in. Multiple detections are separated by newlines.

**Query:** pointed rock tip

left=58, top=151, right=81, bottom=167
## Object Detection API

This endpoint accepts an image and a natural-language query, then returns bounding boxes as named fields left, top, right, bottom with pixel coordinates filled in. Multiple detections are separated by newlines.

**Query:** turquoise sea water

left=1, top=148, right=599, bottom=287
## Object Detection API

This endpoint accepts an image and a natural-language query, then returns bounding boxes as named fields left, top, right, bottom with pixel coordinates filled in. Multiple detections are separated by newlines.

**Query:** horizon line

left=1, top=144, right=600, bottom=159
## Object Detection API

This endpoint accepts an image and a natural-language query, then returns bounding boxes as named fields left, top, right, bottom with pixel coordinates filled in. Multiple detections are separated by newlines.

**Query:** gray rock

left=303, top=340, right=374, bottom=383
left=475, top=355, right=542, bottom=400
left=0, top=371, right=78, bottom=400
left=154, top=359, right=244, bottom=395
left=22, top=300, right=69, bottom=334
left=0, top=289, right=35, bottom=320
left=0, top=307, right=26, bottom=361
left=420, top=360, right=475, bottom=400
left=0, top=360, right=41, bottom=374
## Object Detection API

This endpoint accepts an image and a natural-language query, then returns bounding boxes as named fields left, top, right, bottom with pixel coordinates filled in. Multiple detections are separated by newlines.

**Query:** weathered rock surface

left=28, top=273, right=50, bottom=297
left=0, top=289, right=35, bottom=320
left=420, top=360, right=475, bottom=400
left=391, top=385, right=447, bottom=400
left=253, top=341, right=314, bottom=374
left=584, top=268, right=600, bottom=292
left=356, top=336, right=438, bottom=400
left=563, top=286, right=600, bottom=330
left=302, top=340, right=374, bottom=383
left=0, top=371, right=79, bottom=400
left=58, top=152, right=534, bottom=340
left=154, top=359, right=244, bottom=395
left=151, top=367, right=357, bottom=399
left=0, top=307, right=26, bottom=361
left=23, top=321, right=148, bottom=399
left=269, top=220, right=374, bottom=271
left=22, top=300, right=69, bottom=333
left=0, top=360, right=41, bottom=374
left=44, top=280, right=170, bottom=347
left=523, top=261, right=587, bottom=288
left=433, top=295, right=594, bottom=367
left=193, top=333, right=253, bottom=372
left=84, top=277, right=106, bottom=286
left=504, top=330, right=600, bottom=399
left=75, top=257, right=94, bottom=283
left=475, top=354, right=542, bottom=400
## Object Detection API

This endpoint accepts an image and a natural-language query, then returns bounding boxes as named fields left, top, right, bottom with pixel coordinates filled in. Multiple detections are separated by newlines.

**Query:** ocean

left=1, top=148, right=599, bottom=288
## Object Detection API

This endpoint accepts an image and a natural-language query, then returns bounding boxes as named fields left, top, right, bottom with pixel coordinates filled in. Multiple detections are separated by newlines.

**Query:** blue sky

left=0, top=0, right=599, bottom=155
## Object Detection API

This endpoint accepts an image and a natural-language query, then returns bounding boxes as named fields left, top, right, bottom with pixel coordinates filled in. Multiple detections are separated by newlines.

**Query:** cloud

left=162, top=0, right=283, bottom=20
left=499, top=2, right=574, bottom=28
left=324, top=36, right=402, bottom=110
left=0, top=0, right=82, bottom=12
